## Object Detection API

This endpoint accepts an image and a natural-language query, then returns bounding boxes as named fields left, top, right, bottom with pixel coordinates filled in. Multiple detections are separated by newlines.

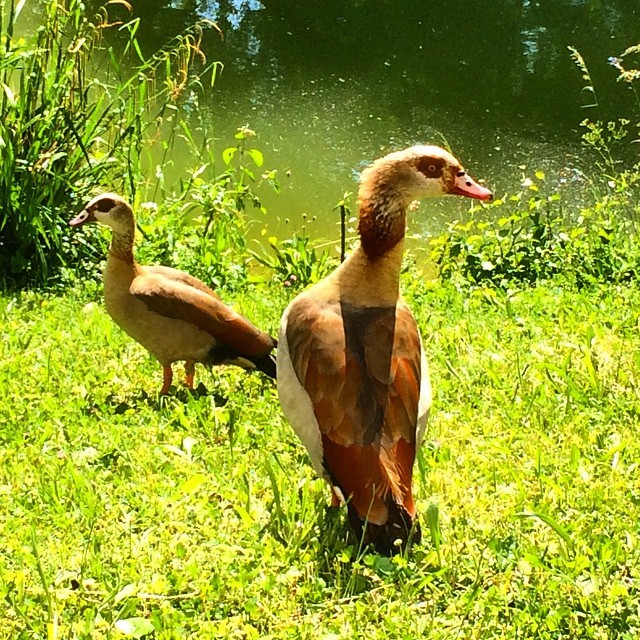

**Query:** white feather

left=277, top=302, right=328, bottom=480
left=416, top=341, right=432, bottom=450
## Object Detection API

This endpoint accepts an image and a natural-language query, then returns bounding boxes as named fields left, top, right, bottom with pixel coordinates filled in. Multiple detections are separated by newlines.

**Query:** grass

left=1, top=274, right=640, bottom=638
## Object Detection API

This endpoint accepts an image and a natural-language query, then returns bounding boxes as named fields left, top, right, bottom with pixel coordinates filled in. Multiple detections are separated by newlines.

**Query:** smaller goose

left=70, top=193, right=277, bottom=394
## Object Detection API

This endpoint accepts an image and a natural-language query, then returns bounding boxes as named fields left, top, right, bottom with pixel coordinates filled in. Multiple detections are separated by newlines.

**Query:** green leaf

left=222, top=147, right=237, bottom=165
left=2, top=83, right=16, bottom=107
left=115, top=617, right=155, bottom=638
left=233, top=504, right=254, bottom=526
left=246, top=148, right=264, bottom=167
left=113, top=583, right=138, bottom=603
left=180, top=473, right=208, bottom=496
left=192, top=164, right=207, bottom=179
left=516, top=510, right=574, bottom=557
left=15, top=0, right=27, bottom=19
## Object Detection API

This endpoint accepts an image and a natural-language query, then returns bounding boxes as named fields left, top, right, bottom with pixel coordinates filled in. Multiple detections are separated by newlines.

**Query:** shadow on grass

left=93, top=382, right=230, bottom=415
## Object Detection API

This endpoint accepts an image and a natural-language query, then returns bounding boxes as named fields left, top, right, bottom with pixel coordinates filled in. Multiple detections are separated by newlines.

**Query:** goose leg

left=184, top=361, right=195, bottom=389
left=160, top=365, right=173, bottom=395
left=330, top=487, right=342, bottom=508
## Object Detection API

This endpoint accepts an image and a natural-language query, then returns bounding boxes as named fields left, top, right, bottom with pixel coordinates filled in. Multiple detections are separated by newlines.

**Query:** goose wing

left=130, top=274, right=275, bottom=357
left=282, top=295, right=422, bottom=524
left=144, top=265, right=221, bottom=299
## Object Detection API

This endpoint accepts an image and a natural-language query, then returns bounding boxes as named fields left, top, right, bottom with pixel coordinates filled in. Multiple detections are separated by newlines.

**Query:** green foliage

left=580, top=118, right=633, bottom=175
left=433, top=170, right=640, bottom=289
left=134, top=127, right=278, bottom=291
left=251, top=230, right=336, bottom=289
left=570, top=43, right=640, bottom=177
left=608, top=44, right=640, bottom=113
left=0, top=0, right=215, bottom=288
left=250, top=195, right=349, bottom=289
left=568, top=45, right=598, bottom=109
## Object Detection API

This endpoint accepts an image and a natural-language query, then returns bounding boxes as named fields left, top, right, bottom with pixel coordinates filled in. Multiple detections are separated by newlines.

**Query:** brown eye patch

left=416, top=157, right=445, bottom=178
left=94, top=197, right=116, bottom=212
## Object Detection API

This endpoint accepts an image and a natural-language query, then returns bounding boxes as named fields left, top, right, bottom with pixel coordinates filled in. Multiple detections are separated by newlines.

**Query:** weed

left=251, top=229, right=336, bottom=288
left=432, top=169, right=639, bottom=289
left=133, top=127, right=279, bottom=291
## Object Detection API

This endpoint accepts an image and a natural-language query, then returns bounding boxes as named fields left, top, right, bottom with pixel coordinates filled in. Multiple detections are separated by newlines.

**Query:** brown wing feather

left=286, top=297, right=421, bottom=524
left=132, top=276, right=275, bottom=357
left=143, top=265, right=221, bottom=299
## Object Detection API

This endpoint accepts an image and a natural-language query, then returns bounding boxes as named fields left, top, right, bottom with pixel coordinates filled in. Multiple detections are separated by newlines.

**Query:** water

left=28, top=1, right=640, bottom=238
left=190, top=0, right=639, bottom=237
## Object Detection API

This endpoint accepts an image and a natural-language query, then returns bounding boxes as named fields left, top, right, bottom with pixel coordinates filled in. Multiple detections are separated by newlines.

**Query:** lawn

left=1, top=276, right=639, bottom=639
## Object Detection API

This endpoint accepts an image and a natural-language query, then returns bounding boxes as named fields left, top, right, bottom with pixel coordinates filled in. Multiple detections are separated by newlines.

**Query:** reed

left=0, top=0, right=215, bottom=288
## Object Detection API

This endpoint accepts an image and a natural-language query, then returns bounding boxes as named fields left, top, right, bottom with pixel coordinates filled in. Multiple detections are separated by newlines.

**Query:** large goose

left=70, top=193, right=276, bottom=394
left=277, top=146, right=492, bottom=554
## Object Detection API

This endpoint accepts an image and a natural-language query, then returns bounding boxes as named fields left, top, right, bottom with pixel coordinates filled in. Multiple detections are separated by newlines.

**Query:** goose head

left=359, top=145, right=493, bottom=204
left=357, top=145, right=492, bottom=259
left=69, top=193, right=135, bottom=235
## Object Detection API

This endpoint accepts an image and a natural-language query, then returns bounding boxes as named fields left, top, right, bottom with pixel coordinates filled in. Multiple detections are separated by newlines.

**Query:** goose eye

left=417, top=158, right=443, bottom=177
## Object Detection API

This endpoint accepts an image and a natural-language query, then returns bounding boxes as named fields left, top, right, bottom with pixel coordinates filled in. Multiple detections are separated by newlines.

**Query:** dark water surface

left=34, top=1, right=640, bottom=236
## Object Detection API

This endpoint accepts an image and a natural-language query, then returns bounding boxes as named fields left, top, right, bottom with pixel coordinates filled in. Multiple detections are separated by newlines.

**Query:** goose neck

left=108, top=229, right=135, bottom=264
left=357, top=183, right=409, bottom=260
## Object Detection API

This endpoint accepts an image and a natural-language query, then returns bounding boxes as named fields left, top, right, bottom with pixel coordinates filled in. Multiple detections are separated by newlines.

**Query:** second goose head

left=69, top=193, right=135, bottom=236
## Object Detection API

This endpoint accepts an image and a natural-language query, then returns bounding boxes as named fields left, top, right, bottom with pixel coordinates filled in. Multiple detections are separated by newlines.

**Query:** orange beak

left=69, top=208, right=95, bottom=227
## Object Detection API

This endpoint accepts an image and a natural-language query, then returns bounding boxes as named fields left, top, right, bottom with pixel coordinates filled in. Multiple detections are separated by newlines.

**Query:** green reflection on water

left=19, top=0, right=640, bottom=237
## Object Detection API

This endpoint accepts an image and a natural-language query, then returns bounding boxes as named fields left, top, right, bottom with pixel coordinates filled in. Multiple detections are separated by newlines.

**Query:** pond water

left=191, top=0, right=639, bottom=238
left=29, top=1, right=640, bottom=239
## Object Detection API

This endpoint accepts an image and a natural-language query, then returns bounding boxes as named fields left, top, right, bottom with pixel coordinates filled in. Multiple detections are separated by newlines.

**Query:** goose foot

left=184, top=361, right=195, bottom=389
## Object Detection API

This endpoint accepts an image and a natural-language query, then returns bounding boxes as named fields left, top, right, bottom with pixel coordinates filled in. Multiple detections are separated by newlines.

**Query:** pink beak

left=68, top=209, right=93, bottom=227
left=450, top=171, right=493, bottom=201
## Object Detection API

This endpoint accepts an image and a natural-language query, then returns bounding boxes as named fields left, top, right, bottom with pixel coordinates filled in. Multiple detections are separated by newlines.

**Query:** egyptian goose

left=277, top=146, right=492, bottom=554
left=69, top=193, right=277, bottom=394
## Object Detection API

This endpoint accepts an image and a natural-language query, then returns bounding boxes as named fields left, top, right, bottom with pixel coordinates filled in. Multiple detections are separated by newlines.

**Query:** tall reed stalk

left=0, top=0, right=215, bottom=288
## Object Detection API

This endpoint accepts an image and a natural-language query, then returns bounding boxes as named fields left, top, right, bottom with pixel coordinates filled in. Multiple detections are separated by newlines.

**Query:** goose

left=277, top=146, right=492, bottom=554
left=69, top=193, right=277, bottom=394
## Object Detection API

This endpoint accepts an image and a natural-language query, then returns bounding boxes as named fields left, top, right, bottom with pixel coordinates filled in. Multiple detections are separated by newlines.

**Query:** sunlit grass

left=1, top=278, right=639, bottom=638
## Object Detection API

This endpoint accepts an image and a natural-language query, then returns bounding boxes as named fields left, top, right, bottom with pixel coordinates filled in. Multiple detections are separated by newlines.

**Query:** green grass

left=1, top=276, right=640, bottom=638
